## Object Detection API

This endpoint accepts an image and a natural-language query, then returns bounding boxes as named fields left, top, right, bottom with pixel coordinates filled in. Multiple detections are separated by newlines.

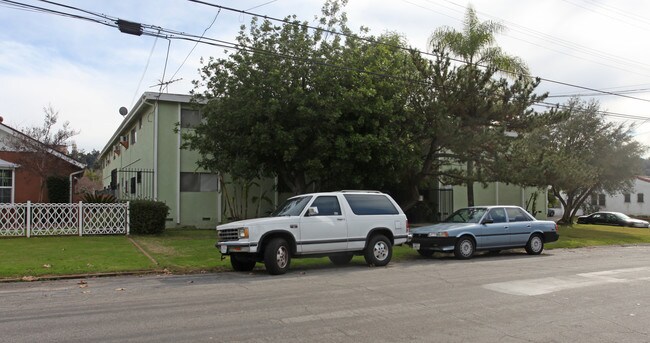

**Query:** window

left=506, top=207, right=532, bottom=222
left=343, top=194, right=399, bottom=215
left=638, top=193, right=644, bottom=203
left=130, top=128, right=137, bottom=145
left=309, top=196, right=342, bottom=216
left=624, top=193, right=631, bottom=203
left=180, top=109, right=202, bottom=128
left=598, top=194, right=606, bottom=206
left=590, top=195, right=597, bottom=206
left=130, top=177, right=136, bottom=194
left=487, top=208, right=507, bottom=223
left=0, top=169, right=13, bottom=203
left=180, top=172, right=218, bottom=192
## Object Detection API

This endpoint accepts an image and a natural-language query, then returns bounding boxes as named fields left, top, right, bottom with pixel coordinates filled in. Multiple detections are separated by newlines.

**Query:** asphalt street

left=1, top=245, right=650, bottom=342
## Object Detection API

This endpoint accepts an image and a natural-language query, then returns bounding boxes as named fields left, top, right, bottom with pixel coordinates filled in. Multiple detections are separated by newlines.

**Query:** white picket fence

left=0, top=201, right=129, bottom=237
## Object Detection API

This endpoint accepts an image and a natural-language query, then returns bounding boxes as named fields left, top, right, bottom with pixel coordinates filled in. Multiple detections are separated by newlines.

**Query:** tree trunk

left=466, top=160, right=475, bottom=207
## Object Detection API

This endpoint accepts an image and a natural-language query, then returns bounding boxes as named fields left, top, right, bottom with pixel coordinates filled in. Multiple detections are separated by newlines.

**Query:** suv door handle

left=337, top=218, right=345, bottom=221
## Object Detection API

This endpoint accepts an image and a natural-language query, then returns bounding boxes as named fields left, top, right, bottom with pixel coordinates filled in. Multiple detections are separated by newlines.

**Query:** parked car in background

left=576, top=212, right=649, bottom=228
left=408, top=206, right=559, bottom=259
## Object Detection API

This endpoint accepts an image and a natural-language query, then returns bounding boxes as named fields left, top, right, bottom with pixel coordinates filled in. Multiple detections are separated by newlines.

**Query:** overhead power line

left=4, top=0, right=650, bottom=117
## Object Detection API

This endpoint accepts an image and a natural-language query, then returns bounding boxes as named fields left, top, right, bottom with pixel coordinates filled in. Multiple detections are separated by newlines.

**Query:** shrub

left=46, top=176, right=70, bottom=203
left=82, top=192, right=117, bottom=203
left=129, top=200, right=169, bottom=235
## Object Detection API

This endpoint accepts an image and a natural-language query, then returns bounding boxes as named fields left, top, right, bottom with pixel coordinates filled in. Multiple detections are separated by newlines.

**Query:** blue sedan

left=409, top=206, right=559, bottom=259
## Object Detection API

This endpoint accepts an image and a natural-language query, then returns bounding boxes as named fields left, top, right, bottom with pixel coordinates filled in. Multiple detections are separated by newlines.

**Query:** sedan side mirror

left=482, top=218, right=494, bottom=225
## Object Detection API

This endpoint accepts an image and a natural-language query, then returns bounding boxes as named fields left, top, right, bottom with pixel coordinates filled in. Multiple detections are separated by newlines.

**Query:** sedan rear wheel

left=525, top=234, right=544, bottom=255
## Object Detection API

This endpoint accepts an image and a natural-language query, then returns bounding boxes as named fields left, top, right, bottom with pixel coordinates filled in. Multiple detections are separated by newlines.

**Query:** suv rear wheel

left=364, top=234, right=392, bottom=266
left=264, top=238, right=291, bottom=275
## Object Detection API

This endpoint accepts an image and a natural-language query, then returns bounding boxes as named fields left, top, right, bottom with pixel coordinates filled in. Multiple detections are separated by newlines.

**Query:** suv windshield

left=443, top=208, right=488, bottom=223
left=270, top=196, right=313, bottom=217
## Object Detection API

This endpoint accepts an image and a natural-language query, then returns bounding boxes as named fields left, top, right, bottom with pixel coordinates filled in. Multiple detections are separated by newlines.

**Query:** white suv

left=216, top=190, right=409, bottom=275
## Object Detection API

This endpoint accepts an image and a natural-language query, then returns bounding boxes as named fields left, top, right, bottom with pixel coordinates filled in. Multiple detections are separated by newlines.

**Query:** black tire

left=329, top=254, right=354, bottom=266
left=230, top=253, right=256, bottom=272
left=525, top=234, right=544, bottom=255
left=417, top=249, right=434, bottom=257
left=454, top=236, right=475, bottom=259
left=364, top=234, right=392, bottom=266
left=263, top=238, right=291, bottom=275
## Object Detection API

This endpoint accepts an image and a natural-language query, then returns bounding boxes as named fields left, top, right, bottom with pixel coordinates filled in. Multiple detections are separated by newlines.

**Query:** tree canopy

left=184, top=0, right=421, bottom=194
left=509, top=98, right=645, bottom=224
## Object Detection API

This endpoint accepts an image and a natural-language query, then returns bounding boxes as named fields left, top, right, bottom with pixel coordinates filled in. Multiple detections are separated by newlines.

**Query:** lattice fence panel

left=82, top=203, right=128, bottom=235
left=0, top=204, right=26, bottom=237
left=31, top=203, right=79, bottom=236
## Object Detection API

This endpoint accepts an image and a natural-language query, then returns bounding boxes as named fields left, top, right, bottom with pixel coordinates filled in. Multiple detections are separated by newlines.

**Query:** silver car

left=409, top=206, right=559, bottom=259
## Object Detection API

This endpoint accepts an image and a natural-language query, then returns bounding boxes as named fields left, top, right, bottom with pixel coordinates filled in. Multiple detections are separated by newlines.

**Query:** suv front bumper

left=215, top=241, right=258, bottom=255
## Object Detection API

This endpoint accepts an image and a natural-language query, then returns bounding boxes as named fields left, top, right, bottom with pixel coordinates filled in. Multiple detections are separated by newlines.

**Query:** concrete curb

left=0, top=270, right=167, bottom=283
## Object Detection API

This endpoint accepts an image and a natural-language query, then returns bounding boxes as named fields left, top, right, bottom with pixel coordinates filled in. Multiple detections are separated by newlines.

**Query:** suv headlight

left=428, top=231, right=448, bottom=237
left=238, top=227, right=249, bottom=239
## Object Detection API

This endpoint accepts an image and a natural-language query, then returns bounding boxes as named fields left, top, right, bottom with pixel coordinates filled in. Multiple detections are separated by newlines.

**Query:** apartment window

left=0, top=169, right=13, bottom=203
left=598, top=194, right=606, bottom=206
left=180, top=109, right=202, bottom=128
left=130, top=128, right=137, bottom=145
left=624, top=194, right=631, bottom=203
left=180, top=173, right=218, bottom=192
left=638, top=193, right=644, bottom=203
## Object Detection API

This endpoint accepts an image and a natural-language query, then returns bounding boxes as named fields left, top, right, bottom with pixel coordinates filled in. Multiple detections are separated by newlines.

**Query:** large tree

left=428, top=5, right=531, bottom=206
left=185, top=0, right=420, bottom=194
left=509, top=98, right=645, bottom=224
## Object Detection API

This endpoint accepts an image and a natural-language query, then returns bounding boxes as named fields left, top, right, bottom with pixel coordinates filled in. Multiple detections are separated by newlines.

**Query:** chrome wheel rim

left=373, top=241, right=389, bottom=261
left=460, top=240, right=473, bottom=257
left=276, top=246, right=288, bottom=268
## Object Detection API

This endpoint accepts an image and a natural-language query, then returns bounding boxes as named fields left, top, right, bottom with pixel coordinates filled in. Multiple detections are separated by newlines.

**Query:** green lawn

left=1, top=224, right=649, bottom=279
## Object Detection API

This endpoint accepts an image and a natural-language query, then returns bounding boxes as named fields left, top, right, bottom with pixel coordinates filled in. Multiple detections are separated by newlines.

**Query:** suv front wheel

left=264, top=238, right=291, bottom=275
left=364, top=234, right=392, bottom=267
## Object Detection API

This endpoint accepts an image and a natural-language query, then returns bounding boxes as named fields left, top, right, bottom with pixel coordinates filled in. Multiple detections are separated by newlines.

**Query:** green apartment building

left=99, top=92, right=548, bottom=227
left=99, top=92, right=276, bottom=228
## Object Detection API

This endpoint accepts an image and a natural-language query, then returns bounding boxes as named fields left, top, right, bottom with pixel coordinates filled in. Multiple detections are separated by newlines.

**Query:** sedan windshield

left=270, top=196, right=312, bottom=217
left=443, top=208, right=488, bottom=223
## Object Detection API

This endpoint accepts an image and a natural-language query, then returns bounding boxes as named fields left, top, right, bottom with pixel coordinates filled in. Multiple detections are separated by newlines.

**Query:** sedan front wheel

left=454, top=236, right=475, bottom=259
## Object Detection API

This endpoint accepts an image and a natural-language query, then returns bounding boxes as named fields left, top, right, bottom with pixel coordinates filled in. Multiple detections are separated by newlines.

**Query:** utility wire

left=187, top=0, right=650, bottom=104
left=6, top=0, right=650, bottom=115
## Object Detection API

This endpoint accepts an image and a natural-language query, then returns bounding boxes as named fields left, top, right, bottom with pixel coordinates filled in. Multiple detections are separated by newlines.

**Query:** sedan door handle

left=337, top=218, right=345, bottom=221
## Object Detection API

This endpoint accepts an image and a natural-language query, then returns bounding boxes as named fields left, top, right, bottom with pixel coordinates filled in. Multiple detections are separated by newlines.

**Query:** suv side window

left=309, top=196, right=342, bottom=216
left=343, top=194, right=399, bottom=215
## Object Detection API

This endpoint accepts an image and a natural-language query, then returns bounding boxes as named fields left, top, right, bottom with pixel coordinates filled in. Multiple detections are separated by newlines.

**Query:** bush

left=46, top=176, right=70, bottom=203
left=129, top=200, right=169, bottom=235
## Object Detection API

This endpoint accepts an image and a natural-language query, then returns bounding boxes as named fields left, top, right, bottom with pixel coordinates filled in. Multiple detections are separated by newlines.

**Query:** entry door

left=299, top=196, right=348, bottom=253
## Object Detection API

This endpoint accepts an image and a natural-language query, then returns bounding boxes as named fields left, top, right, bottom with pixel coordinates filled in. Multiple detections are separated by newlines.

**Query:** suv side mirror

left=307, top=207, right=319, bottom=216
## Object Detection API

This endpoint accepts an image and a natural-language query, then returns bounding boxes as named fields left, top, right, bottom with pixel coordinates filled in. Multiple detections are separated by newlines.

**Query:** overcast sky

left=1, top=0, right=650, bottom=152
